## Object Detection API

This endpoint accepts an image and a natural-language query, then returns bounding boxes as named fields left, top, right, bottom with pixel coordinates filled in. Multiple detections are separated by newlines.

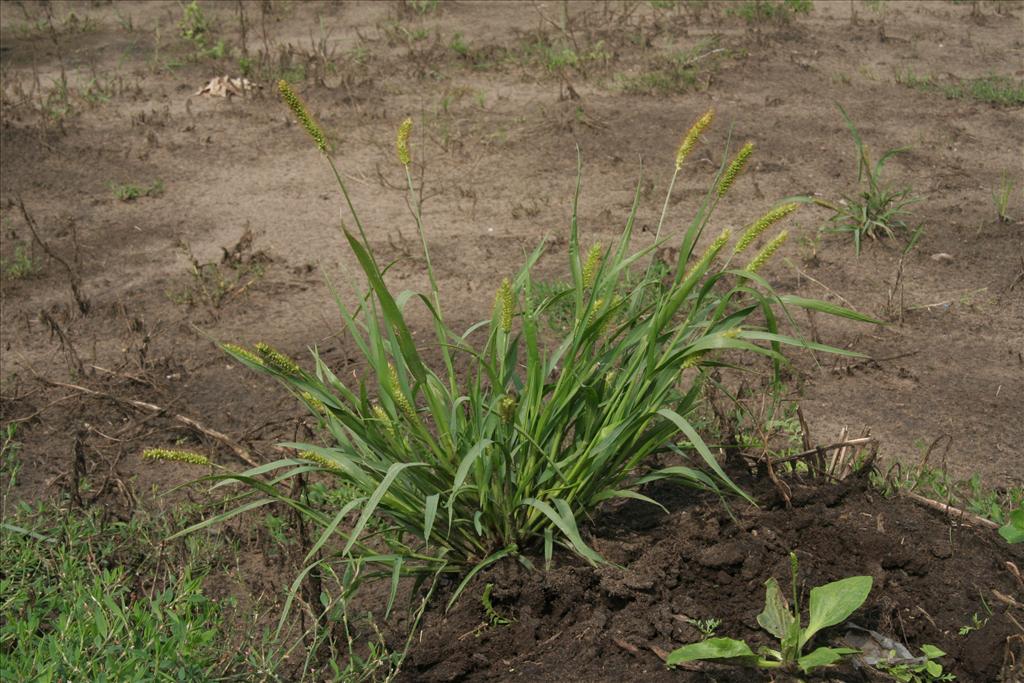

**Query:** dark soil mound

left=403, top=475, right=1023, bottom=682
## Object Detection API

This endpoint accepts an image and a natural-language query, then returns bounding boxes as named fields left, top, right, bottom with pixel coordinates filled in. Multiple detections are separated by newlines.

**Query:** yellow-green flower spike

left=143, top=448, right=210, bottom=466
left=495, top=278, right=514, bottom=333
left=498, top=394, right=517, bottom=424
left=396, top=117, right=413, bottom=167
left=582, top=243, right=603, bottom=289
left=734, top=202, right=798, bottom=254
left=717, top=142, right=754, bottom=197
left=388, top=363, right=416, bottom=420
left=372, top=403, right=396, bottom=438
left=301, top=391, right=327, bottom=415
left=255, top=343, right=302, bottom=376
left=299, top=450, right=342, bottom=472
left=278, top=80, right=327, bottom=152
left=746, top=230, right=789, bottom=273
left=675, top=109, right=714, bottom=171
left=683, top=228, right=731, bottom=282
left=221, top=343, right=263, bottom=367
left=681, top=351, right=707, bottom=370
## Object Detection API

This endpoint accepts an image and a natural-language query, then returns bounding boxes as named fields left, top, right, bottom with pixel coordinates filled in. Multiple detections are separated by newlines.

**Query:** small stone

left=930, top=252, right=954, bottom=263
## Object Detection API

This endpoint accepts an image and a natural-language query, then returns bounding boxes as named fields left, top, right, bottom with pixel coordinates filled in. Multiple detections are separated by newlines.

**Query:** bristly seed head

left=372, top=403, right=396, bottom=437
left=734, top=202, right=798, bottom=254
left=717, top=142, right=755, bottom=198
left=496, top=278, right=514, bottom=333
left=221, top=343, right=263, bottom=367
left=746, top=230, right=789, bottom=273
left=498, top=394, right=517, bottom=424
left=278, top=80, right=327, bottom=152
left=143, top=448, right=210, bottom=466
left=396, top=117, right=413, bottom=167
left=582, top=243, right=603, bottom=289
left=255, top=342, right=302, bottom=376
left=299, top=450, right=342, bottom=472
left=388, top=362, right=416, bottom=419
left=683, top=228, right=731, bottom=282
left=301, top=391, right=327, bottom=415
left=675, top=109, right=714, bottom=171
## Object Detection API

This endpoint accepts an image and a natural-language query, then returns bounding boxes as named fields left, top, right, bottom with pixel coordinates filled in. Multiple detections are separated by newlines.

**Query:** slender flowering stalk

left=255, top=343, right=302, bottom=376
left=396, top=117, right=413, bottom=167
left=683, top=228, right=731, bottom=282
left=717, top=142, right=754, bottom=197
left=143, top=448, right=210, bottom=466
left=278, top=80, right=327, bottom=152
left=734, top=202, right=798, bottom=254
left=746, top=230, right=789, bottom=273
left=675, top=109, right=714, bottom=170
left=221, top=343, right=263, bottom=366
left=496, top=278, right=514, bottom=333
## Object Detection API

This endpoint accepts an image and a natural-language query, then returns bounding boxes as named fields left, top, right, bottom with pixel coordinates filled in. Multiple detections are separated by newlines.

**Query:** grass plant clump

left=169, top=85, right=875, bottom=614
left=819, top=104, right=920, bottom=254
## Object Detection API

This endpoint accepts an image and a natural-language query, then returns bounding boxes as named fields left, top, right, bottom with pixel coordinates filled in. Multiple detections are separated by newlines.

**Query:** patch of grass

left=110, top=180, right=165, bottom=202
left=992, top=174, right=1016, bottom=223
left=896, top=70, right=1024, bottom=107
left=618, top=40, right=724, bottom=95
left=2, top=244, right=37, bottom=280
left=819, top=103, right=920, bottom=254
left=169, top=233, right=268, bottom=308
left=728, top=0, right=813, bottom=24
left=0, top=500, right=228, bottom=681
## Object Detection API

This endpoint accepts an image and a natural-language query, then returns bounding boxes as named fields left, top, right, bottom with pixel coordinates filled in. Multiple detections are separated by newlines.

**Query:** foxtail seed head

left=396, top=117, right=413, bottom=166
left=746, top=230, right=789, bottom=273
left=299, top=450, right=342, bottom=472
left=734, top=202, right=798, bottom=254
left=717, top=142, right=754, bottom=197
left=222, top=343, right=263, bottom=367
left=683, top=228, right=731, bottom=283
left=372, top=403, right=396, bottom=437
left=496, top=278, right=514, bottom=333
left=681, top=351, right=707, bottom=370
left=388, top=363, right=416, bottom=419
left=255, top=343, right=301, bottom=376
left=582, top=243, right=603, bottom=289
left=498, top=394, right=517, bottom=424
left=278, top=80, right=327, bottom=152
left=301, top=391, right=327, bottom=415
left=675, top=109, right=714, bottom=171
left=143, top=448, right=210, bottom=466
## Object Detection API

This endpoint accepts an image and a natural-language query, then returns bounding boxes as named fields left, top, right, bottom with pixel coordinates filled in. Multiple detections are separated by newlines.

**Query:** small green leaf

left=925, top=660, right=943, bottom=677
left=920, top=643, right=946, bottom=659
left=757, top=577, right=795, bottom=641
left=998, top=506, right=1024, bottom=544
left=801, top=575, right=872, bottom=647
left=666, top=637, right=758, bottom=667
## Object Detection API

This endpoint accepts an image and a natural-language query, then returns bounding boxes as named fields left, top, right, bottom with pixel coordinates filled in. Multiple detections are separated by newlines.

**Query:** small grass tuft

left=819, top=104, right=920, bottom=254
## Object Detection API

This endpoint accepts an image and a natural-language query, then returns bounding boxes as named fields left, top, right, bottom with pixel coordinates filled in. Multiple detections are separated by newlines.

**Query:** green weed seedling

left=2, top=243, right=36, bottom=279
left=992, top=174, right=1016, bottom=223
left=999, top=506, right=1024, bottom=544
left=667, top=553, right=872, bottom=675
left=876, top=644, right=955, bottom=682
left=110, top=180, right=164, bottom=201
left=481, top=583, right=514, bottom=626
left=820, top=103, right=919, bottom=254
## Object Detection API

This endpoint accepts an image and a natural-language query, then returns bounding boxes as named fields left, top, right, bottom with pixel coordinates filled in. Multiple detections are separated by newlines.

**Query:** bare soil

left=1, top=1, right=1022, bottom=680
